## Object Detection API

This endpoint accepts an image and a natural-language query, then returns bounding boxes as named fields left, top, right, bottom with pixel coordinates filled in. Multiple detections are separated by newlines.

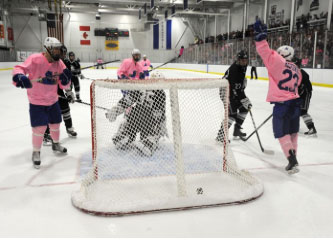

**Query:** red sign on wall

left=80, top=26, right=91, bottom=45
left=7, top=27, right=13, bottom=41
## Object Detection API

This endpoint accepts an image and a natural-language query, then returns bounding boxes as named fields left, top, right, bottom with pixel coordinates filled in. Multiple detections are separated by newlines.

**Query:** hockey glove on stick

left=13, top=74, right=32, bottom=88
left=241, top=97, right=252, bottom=110
left=254, top=19, right=267, bottom=42
left=65, top=90, right=75, bottom=103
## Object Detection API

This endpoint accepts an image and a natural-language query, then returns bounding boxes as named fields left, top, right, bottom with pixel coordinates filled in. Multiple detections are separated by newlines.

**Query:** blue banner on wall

left=153, top=23, right=159, bottom=49
left=166, top=20, right=172, bottom=50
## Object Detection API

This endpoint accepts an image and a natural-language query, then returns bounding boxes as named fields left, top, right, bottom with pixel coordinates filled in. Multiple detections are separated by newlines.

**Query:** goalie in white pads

left=106, top=72, right=167, bottom=156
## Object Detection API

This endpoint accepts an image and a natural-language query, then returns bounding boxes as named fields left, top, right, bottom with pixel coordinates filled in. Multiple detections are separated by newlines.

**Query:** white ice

left=0, top=67, right=333, bottom=237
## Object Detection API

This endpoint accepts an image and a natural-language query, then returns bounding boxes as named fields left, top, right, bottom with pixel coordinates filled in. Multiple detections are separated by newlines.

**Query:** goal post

left=72, top=77, right=264, bottom=216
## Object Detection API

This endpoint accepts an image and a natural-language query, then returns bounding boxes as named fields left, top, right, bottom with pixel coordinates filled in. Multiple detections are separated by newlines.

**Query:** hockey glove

left=139, top=72, right=145, bottom=80
left=12, top=74, right=32, bottom=89
left=59, top=69, right=72, bottom=86
left=254, top=19, right=267, bottom=42
left=118, top=74, right=129, bottom=80
left=150, top=65, right=153, bottom=68
left=65, top=90, right=75, bottom=103
left=241, top=97, right=252, bottom=110
left=79, top=74, right=85, bottom=79
left=42, top=71, right=57, bottom=85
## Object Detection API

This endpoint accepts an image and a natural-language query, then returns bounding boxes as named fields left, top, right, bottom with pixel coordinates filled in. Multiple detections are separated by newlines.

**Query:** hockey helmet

left=60, top=45, right=67, bottom=60
left=237, top=50, right=248, bottom=60
left=237, top=50, right=248, bottom=66
left=44, top=37, right=62, bottom=61
left=292, top=56, right=301, bottom=68
left=131, top=48, right=141, bottom=62
left=277, top=45, right=294, bottom=61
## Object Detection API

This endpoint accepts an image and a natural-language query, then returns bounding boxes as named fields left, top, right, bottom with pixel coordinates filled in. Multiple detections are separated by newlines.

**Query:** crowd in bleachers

left=181, top=9, right=333, bottom=69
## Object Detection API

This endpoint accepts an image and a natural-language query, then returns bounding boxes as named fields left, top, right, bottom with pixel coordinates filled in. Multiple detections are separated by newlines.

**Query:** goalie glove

left=105, top=105, right=125, bottom=122
left=241, top=97, right=252, bottom=110
left=65, top=90, right=75, bottom=103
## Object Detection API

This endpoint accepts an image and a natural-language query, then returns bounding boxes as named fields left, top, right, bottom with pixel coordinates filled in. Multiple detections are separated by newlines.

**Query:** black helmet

left=69, top=51, right=75, bottom=57
left=292, top=56, right=301, bottom=68
left=237, top=50, right=248, bottom=60
left=60, top=45, right=67, bottom=55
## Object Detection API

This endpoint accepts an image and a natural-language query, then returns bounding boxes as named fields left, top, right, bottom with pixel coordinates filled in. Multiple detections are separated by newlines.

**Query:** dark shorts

left=29, top=102, right=62, bottom=127
left=272, top=99, right=301, bottom=138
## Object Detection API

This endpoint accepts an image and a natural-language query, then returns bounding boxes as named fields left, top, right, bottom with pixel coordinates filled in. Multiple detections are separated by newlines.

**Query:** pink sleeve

left=12, top=55, right=34, bottom=86
left=117, top=60, right=128, bottom=77
left=255, top=40, right=285, bottom=78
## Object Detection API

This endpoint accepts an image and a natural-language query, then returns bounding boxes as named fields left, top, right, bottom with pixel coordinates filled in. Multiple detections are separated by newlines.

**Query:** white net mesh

left=71, top=78, right=263, bottom=215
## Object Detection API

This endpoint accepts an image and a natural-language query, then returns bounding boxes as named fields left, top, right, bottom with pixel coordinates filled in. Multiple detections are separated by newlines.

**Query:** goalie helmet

left=131, top=48, right=141, bottom=62
left=151, top=71, right=165, bottom=79
left=277, top=45, right=294, bottom=61
left=44, top=37, right=62, bottom=61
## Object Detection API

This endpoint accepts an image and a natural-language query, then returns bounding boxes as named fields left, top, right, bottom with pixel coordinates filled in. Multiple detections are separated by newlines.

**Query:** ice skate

left=66, top=127, right=77, bottom=137
left=233, top=124, right=246, bottom=138
left=32, top=151, right=41, bottom=169
left=52, top=142, right=67, bottom=153
left=286, top=150, right=299, bottom=174
left=43, top=133, right=53, bottom=146
left=304, top=126, right=317, bottom=136
left=136, top=141, right=153, bottom=156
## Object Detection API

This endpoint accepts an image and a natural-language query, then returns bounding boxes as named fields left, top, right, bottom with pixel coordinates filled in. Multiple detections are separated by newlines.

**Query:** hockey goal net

left=71, top=77, right=263, bottom=216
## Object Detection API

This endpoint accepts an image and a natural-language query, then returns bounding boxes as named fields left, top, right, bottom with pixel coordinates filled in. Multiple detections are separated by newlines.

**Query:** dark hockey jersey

left=64, top=59, right=81, bottom=76
left=224, top=62, right=248, bottom=101
left=298, top=69, right=312, bottom=96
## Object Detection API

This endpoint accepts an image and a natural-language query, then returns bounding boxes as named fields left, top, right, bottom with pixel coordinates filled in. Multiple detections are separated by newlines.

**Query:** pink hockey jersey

left=140, top=59, right=151, bottom=71
left=256, top=40, right=302, bottom=102
left=13, top=53, right=70, bottom=106
left=117, top=58, right=144, bottom=80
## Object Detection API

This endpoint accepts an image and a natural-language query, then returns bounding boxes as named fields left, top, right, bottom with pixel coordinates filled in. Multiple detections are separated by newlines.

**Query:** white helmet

left=277, top=45, right=294, bottom=61
left=44, top=37, right=62, bottom=49
left=151, top=71, right=165, bottom=79
left=131, top=48, right=141, bottom=56
left=143, top=54, right=147, bottom=58
left=131, top=48, right=141, bottom=62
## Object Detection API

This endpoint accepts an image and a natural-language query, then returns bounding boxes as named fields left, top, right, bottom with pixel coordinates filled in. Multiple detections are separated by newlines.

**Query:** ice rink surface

left=0, top=67, right=333, bottom=237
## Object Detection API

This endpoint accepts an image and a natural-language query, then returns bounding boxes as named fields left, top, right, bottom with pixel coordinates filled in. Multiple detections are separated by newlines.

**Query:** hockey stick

left=248, top=110, right=274, bottom=155
left=74, top=100, right=108, bottom=111
left=148, top=57, right=177, bottom=72
left=248, top=109, right=264, bottom=152
left=240, top=113, right=273, bottom=141
left=30, top=59, right=120, bottom=83
left=80, top=59, right=120, bottom=71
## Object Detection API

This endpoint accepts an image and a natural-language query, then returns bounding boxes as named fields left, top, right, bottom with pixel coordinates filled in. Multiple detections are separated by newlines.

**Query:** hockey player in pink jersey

left=12, top=37, right=72, bottom=169
left=106, top=48, right=145, bottom=122
left=140, top=54, right=153, bottom=78
left=254, top=19, right=302, bottom=174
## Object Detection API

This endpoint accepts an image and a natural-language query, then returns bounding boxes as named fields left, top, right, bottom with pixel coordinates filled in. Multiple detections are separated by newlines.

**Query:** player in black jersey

left=293, top=57, right=317, bottom=135
left=43, top=45, right=77, bottom=145
left=65, top=51, right=82, bottom=102
left=216, top=50, right=252, bottom=142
